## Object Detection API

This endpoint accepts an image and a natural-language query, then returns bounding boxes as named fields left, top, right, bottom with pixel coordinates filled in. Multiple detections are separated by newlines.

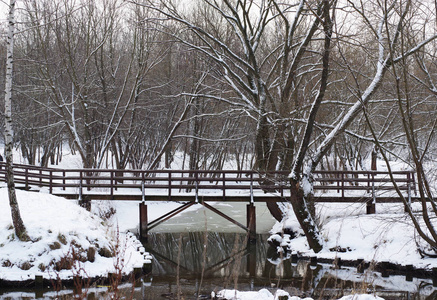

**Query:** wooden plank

left=52, top=193, right=288, bottom=202
left=55, top=193, right=422, bottom=203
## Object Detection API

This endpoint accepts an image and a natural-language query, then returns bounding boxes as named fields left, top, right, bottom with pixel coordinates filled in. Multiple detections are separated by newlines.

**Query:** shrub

left=49, top=242, right=62, bottom=250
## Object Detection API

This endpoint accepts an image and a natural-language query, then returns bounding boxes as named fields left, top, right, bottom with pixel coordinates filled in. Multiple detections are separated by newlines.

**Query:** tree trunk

left=254, top=114, right=271, bottom=172
left=286, top=0, right=332, bottom=252
left=371, top=146, right=378, bottom=171
left=289, top=178, right=323, bottom=252
left=5, top=0, right=28, bottom=241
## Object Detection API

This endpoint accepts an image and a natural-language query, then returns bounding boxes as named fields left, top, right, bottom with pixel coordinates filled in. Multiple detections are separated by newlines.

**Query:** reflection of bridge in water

left=142, top=232, right=435, bottom=300
left=0, top=163, right=416, bottom=241
left=145, top=232, right=311, bottom=282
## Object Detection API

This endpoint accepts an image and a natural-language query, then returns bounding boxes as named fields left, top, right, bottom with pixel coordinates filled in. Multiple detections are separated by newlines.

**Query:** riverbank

left=2, top=191, right=436, bottom=299
left=269, top=202, right=437, bottom=271
left=0, top=188, right=148, bottom=285
left=213, top=289, right=385, bottom=300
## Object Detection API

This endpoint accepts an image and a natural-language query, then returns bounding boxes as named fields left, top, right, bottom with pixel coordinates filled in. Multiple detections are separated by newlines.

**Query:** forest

left=3, top=0, right=437, bottom=252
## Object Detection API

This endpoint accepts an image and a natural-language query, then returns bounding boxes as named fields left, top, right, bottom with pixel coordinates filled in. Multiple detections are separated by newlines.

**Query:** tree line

left=0, top=0, right=431, bottom=173
left=3, top=0, right=437, bottom=251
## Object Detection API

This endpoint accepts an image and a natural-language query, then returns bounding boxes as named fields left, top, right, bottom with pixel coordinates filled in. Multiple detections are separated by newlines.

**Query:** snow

left=214, top=289, right=383, bottom=300
left=268, top=158, right=437, bottom=269
left=338, top=296, right=384, bottom=300
left=269, top=201, right=437, bottom=269
left=0, top=188, right=146, bottom=282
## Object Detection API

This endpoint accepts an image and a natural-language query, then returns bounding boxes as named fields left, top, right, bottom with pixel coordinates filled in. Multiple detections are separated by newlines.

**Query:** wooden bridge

left=0, top=163, right=416, bottom=241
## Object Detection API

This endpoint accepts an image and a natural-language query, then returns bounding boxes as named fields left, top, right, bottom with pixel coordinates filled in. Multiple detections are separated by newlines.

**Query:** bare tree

left=134, top=0, right=437, bottom=252
left=292, top=0, right=437, bottom=251
left=5, top=0, right=28, bottom=241
left=18, top=0, right=169, bottom=169
left=360, top=0, right=437, bottom=254
left=7, top=0, right=437, bottom=253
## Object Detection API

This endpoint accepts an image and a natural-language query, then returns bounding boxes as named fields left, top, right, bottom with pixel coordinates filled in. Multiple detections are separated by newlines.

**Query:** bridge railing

left=0, top=162, right=416, bottom=202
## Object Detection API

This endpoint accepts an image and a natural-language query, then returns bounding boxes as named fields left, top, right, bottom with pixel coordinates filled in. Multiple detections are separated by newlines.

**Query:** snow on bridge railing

left=0, top=163, right=416, bottom=202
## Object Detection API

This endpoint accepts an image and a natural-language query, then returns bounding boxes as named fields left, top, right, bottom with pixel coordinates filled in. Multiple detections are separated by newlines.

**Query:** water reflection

left=1, top=231, right=437, bottom=299
left=143, top=232, right=437, bottom=300
left=145, top=232, right=264, bottom=279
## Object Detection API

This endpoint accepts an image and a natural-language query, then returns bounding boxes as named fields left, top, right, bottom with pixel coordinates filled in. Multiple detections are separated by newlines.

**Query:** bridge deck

left=52, top=192, right=418, bottom=203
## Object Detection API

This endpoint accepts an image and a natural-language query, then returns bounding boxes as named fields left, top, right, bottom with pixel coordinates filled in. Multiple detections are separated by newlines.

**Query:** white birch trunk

left=5, top=0, right=27, bottom=240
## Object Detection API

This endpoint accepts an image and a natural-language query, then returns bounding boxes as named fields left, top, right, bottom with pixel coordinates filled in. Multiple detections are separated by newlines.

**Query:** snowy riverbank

left=269, top=201, right=437, bottom=270
left=214, top=289, right=385, bottom=300
left=0, top=188, right=147, bottom=283
left=1, top=189, right=436, bottom=299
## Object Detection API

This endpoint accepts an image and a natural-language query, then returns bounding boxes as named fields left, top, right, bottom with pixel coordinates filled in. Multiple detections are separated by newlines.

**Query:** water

left=142, top=231, right=437, bottom=300
left=147, top=202, right=277, bottom=233
left=139, top=202, right=437, bottom=299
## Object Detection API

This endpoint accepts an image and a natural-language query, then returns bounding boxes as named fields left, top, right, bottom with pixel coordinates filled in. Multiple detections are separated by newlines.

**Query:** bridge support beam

left=247, top=203, right=256, bottom=243
left=139, top=203, right=148, bottom=242
left=246, top=242, right=256, bottom=277
left=366, top=200, right=375, bottom=214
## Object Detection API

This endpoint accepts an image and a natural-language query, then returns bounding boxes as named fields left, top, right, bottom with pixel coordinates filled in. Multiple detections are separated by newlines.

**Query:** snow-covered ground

left=213, top=289, right=384, bottom=300
left=0, top=188, right=148, bottom=282
left=269, top=201, right=437, bottom=270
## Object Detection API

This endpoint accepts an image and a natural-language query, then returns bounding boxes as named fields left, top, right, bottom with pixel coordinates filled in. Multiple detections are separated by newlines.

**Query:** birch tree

left=5, top=0, right=28, bottom=241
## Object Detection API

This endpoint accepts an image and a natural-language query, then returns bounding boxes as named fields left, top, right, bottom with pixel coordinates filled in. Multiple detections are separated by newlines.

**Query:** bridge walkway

left=0, top=163, right=417, bottom=241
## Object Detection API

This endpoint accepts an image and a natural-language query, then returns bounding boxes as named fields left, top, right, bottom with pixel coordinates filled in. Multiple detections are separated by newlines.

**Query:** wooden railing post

left=86, top=171, right=91, bottom=191
left=39, top=169, right=42, bottom=187
left=168, top=171, right=172, bottom=201
left=367, top=172, right=376, bottom=214
left=406, top=172, right=412, bottom=213
left=195, top=171, right=199, bottom=203
left=25, top=168, right=28, bottom=191
left=63, top=171, right=66, bottom=190
left=412, top=171, right=417, bottom=195
left=79, top=171, right=83, bottom=201
left=222, top=172, right=226, bottom=201
left=141, top=171, right=145, bottom=202
left=110, top=170, right=114, bottom=198
left=367, top=173, right=370, bottom=193
left=341, top=172, right=345, bottom=199
left=250, top=172, right=254, bottom=203
left=49, top=170, right=53, bottom=194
